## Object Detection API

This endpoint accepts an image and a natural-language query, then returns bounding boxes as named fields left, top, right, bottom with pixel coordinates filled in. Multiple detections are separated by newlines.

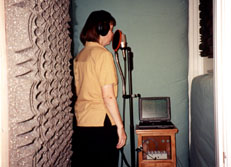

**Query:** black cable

left=120, top=148, right=131, bottom=167
left=120, top=96, right=126, bottom=167
left=120, top=50, right=131, bottom=167
left=120, top=98, right=126, bottom=167
left=136, top=146, right=166, bottom=161
left=177, top=156, right=183, bottom=167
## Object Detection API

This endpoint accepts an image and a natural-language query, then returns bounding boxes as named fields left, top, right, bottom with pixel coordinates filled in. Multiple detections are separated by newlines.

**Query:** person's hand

left=116, top=127, right=127, bottom=149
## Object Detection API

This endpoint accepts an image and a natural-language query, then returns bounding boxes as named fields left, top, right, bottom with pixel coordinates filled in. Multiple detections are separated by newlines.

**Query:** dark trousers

left=75, top=115, right=119, bottom=167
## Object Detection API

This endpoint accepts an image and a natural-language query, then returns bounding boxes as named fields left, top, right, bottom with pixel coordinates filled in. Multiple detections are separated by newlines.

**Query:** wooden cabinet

left=136, top=127, right=178, bottom=167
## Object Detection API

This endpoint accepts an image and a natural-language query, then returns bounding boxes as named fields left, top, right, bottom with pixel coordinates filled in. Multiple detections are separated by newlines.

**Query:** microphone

left=120, top=33, right=127, bottom=49
left=121, top=33, right=127, bottom=59
left=112, top=29, right=127, bottom=52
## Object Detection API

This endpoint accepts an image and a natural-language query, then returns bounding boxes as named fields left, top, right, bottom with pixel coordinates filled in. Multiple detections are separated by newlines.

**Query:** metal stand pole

left=115, top=47, right=136, bottom=167
left=127, top=48, right=135, bottom=167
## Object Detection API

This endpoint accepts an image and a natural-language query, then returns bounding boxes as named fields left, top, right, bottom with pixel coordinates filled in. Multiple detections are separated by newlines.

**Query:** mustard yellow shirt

left=73, top=42, right=118, bottom=127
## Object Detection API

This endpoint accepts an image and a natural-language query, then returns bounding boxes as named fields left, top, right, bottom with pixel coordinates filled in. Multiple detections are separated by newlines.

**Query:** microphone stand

left=115, top=47, right=136, bottom=167
left=127, top=47, right=135, bottom=167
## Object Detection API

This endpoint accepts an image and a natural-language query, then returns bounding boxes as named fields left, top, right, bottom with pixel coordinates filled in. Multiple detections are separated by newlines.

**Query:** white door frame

left=214, top=0, right=231, bottom=166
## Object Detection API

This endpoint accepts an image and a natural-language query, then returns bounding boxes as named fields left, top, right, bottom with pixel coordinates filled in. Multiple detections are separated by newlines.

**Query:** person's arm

left=102, top=84, right=127, bottom=149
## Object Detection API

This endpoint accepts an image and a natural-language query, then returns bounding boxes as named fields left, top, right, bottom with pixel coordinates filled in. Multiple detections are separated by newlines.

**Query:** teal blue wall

left=71, top=0, right=189, bottom=166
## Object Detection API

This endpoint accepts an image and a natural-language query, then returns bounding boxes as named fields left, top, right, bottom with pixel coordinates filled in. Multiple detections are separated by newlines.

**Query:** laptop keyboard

left=138, top=121, right=175, bottom=129
left=139, top=121, right=173, bottom=126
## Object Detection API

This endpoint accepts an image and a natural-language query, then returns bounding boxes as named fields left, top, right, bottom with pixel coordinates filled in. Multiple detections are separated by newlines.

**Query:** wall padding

left=5, top=0, right=73, bottom=166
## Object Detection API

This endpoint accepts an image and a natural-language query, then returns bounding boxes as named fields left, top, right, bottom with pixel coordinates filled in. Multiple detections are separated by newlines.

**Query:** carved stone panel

left=5, top=0, right=73, bottom=166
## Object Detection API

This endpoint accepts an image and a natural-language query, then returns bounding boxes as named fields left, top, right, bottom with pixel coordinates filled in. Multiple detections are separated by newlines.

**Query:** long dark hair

left=80, top=10, right=116, bottom=45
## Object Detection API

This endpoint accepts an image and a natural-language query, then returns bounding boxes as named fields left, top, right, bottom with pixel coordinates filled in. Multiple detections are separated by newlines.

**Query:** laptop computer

left=138, top=97, right=175, bottom=129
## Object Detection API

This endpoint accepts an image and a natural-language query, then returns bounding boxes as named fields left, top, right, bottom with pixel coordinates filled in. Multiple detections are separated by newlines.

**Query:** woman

left=73, top=10, right=127, bottom=167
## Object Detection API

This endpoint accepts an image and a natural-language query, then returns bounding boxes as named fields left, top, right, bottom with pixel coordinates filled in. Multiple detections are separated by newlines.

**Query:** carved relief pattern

left=5, top=0, right=73, bottom=166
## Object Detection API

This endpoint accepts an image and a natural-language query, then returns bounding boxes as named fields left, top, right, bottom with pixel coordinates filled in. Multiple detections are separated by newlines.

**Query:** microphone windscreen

left=112, top=30, right=122, bottom=52
left=120, top=34, right=127, bottom=49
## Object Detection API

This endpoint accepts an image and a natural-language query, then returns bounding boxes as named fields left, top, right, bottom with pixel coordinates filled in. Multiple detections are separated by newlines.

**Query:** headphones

left=97, top=21, right=110, bottom=36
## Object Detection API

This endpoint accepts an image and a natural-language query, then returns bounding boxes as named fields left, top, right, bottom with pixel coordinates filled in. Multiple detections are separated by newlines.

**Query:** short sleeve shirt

left=73, top=42, right=118, bottom=127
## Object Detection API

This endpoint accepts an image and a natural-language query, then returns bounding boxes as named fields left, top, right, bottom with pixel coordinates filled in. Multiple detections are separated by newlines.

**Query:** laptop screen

left=139, top=97, right=171, bottom=122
